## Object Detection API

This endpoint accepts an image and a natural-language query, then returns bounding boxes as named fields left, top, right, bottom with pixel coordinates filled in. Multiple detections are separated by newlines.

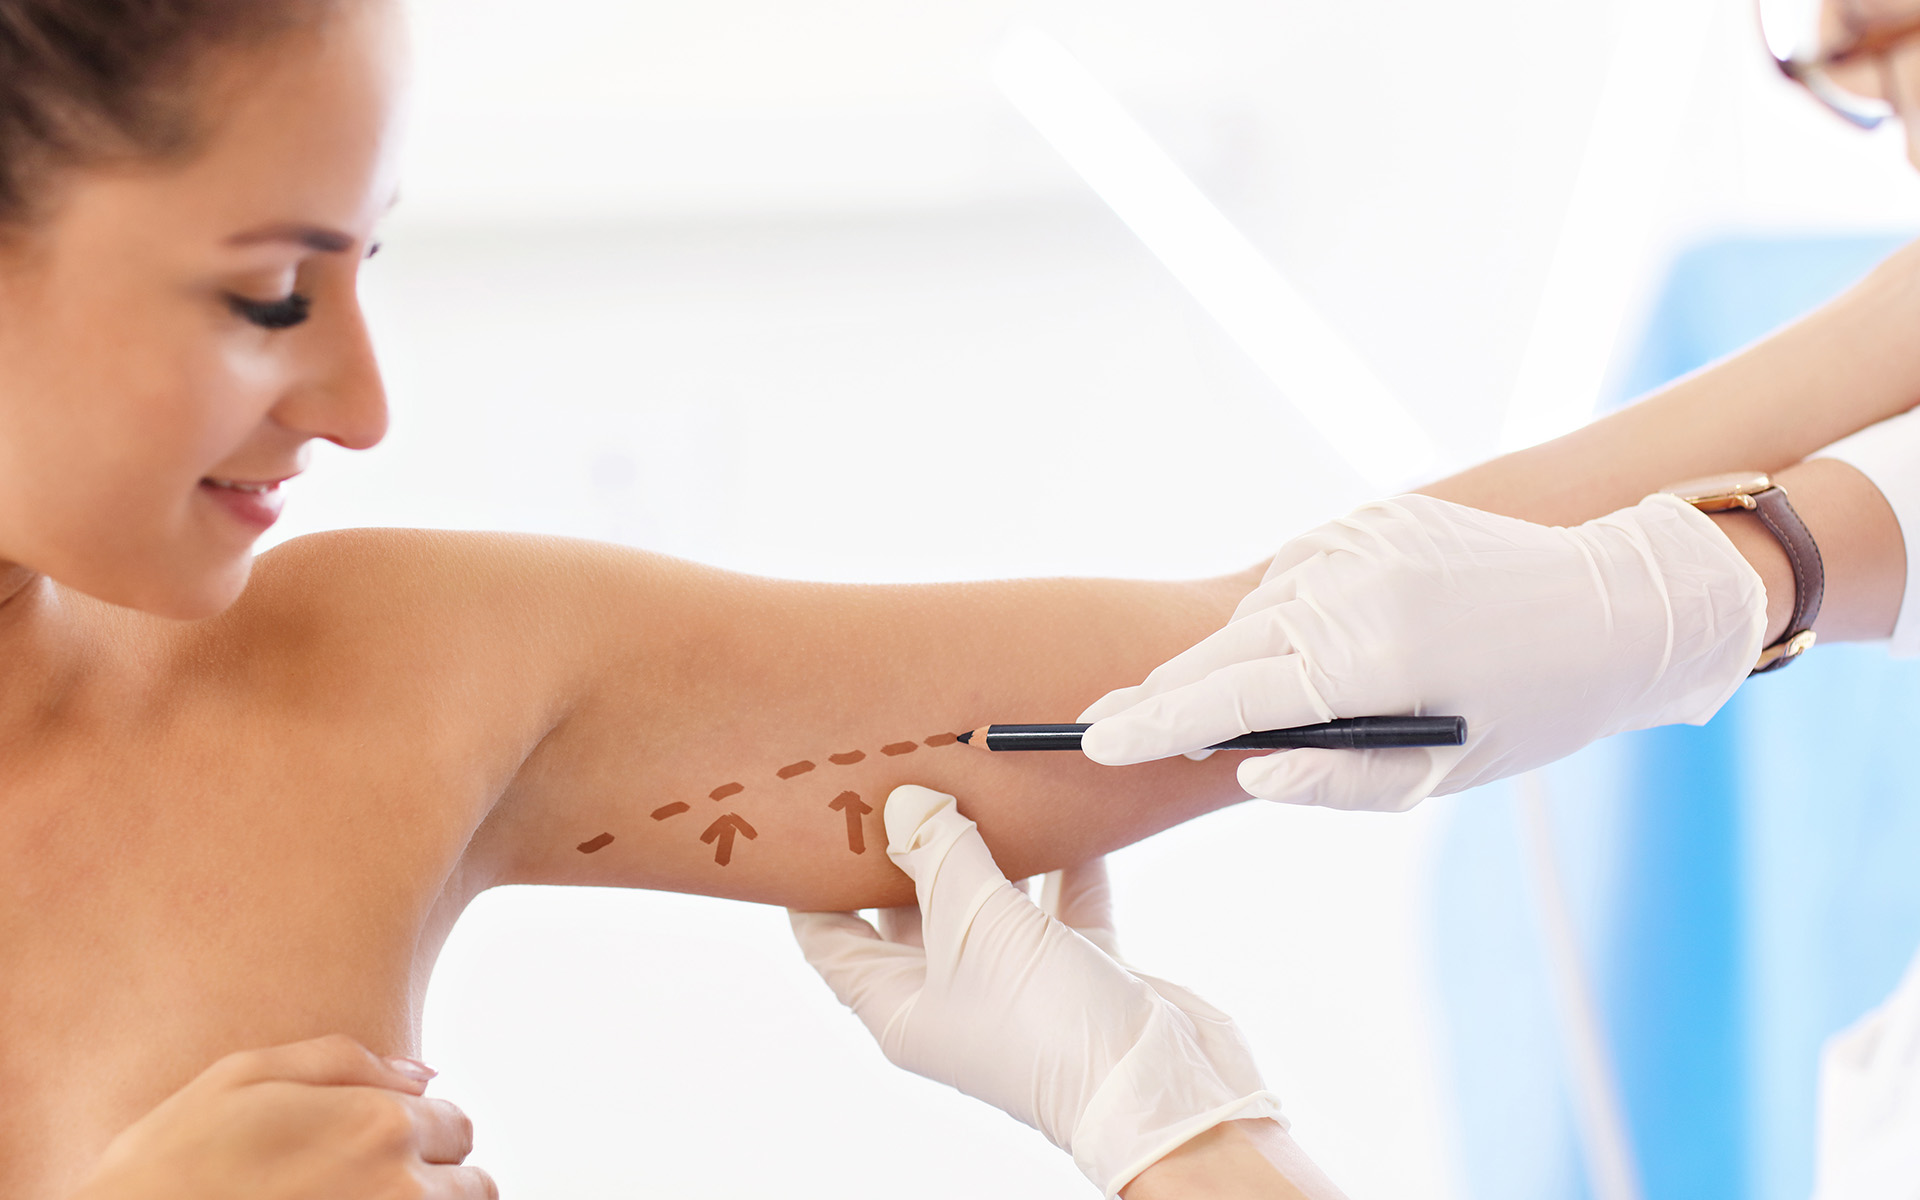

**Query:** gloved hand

left=1813, top=952, right=1920, bottom=1200
left=791, top=785, right=1284, bottom=1198
left=1080, top=493, right=1767, bottom=810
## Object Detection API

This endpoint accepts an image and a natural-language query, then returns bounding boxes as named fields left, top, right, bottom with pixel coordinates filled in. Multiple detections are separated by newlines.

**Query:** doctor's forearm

left=1422, top=238, right=1920, bottom=528
left=1709, top=457, right=1904, bottom=644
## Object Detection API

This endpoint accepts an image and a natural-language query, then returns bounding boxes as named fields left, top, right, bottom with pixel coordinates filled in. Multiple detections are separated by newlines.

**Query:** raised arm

left=485, top=547, right=1260, bottom=909
left=250, top=530, right=1260, bottom=912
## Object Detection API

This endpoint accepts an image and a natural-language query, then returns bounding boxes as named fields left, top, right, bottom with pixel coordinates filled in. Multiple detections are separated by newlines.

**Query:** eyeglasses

left=1758, top=0, right=1920, bottom=129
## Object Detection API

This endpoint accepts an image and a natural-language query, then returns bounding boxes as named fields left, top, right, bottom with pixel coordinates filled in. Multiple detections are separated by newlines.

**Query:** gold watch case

left=1662, top=471, right=1775, bottom=512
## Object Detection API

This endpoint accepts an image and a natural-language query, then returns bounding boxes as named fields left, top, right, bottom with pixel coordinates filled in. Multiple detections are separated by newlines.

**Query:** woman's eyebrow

left=224, top=223, right=356, bottom=253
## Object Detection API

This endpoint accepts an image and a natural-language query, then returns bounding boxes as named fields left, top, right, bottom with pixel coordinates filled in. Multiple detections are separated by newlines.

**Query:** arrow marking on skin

left=828, top=791, right=872, bottom=854
left=701, top=813, right=758, bottom=866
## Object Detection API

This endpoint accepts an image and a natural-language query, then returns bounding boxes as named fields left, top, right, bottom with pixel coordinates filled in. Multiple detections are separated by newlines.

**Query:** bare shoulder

left=242, top=526, right=726, bottom=617
left=243, top=527, right=585, bottom=625
left=187, top=527, right=740, bottom=740
left=232, top=526, right=678, bottom=652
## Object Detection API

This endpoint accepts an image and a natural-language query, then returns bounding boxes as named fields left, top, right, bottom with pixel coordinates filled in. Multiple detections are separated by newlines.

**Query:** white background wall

left=259, top=0, right=1920, bottom=1195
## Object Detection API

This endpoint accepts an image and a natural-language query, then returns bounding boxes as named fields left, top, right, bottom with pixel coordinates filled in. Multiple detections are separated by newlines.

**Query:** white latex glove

left=1081, top=493, right=1767, bottom=811
left=1814, top=949, right=1920, bottom=1200
left=791, top=785, right=1283, bottom=1197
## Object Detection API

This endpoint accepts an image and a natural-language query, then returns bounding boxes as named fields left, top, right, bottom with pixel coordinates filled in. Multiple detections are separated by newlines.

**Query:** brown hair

left=0, top=0, right=330, bottom=224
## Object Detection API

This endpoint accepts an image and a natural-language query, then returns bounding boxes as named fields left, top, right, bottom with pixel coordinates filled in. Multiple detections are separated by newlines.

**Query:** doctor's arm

left=1080, top=240, right=1920, bottom=808
left=1423, top=238, right=1920, bottom=643
left=1428, top=236, right=1920, bottom=529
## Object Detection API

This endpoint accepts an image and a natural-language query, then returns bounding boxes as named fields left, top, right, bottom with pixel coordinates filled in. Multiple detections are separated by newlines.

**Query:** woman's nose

left=271, top=302, right=390, bottom=451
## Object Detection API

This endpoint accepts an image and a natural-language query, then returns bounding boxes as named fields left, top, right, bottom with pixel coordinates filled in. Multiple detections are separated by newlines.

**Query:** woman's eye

left=226, top=292, right=313, bottom=331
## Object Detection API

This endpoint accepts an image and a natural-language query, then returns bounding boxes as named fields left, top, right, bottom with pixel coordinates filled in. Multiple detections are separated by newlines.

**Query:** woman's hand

left=70, top=1035, right=494, bottom=1200
left=791, top=785, right=1296, bottom=1198
left=1080, top=493, right=1767, bottom=810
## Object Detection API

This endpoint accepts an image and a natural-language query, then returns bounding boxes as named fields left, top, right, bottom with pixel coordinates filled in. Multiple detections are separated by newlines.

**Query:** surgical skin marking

left=574, top=734, right=966, bottom=863
left=701, top=813, right=757, bottom=866
left=829, top=791, right=872, bottom=854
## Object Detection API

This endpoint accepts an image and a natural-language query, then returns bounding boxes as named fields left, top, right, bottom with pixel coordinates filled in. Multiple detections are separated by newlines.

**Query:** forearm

left=1705, top=457, right=1903, bottom=643
left=1122, top=1121, right=1349, bottom=1200
left=480, top=547, right=1265, bottom=909
left=1423, top=239, right=1920, bottom=527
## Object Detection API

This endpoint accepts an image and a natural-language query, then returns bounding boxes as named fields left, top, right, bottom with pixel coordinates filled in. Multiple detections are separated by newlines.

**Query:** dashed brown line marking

left=777, top=760, right=816, bottom=780
left=650, top=803, right=690, bottom=821
left=829, top=751, right=866, bottom=766
left=923, top=732, right=960, bottom=747
left=576, top=833, right=615, bottom=854
left=710, top=782, right=744, bottom=802
left=701, top=813, right=758, bottom=866
left=882, top=742, right=919, bottom=757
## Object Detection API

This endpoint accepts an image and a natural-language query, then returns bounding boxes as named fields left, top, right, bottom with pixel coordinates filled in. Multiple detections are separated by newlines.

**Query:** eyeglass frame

left=1761, top=0, right=1920, bottom=129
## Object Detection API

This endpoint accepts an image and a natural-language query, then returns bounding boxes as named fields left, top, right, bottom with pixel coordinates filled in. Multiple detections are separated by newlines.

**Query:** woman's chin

left=59, top=552, right=255, bottom=622
left=151, top=561, right=254, bottom=622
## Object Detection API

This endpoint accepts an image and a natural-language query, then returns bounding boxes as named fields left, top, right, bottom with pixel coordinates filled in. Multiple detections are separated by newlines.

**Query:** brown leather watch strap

left=1749, top=484, right=1824, bottom=674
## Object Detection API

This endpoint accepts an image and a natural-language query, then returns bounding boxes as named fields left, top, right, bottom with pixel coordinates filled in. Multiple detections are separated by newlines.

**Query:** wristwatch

left=1662, top=472, right=1823, bottom=674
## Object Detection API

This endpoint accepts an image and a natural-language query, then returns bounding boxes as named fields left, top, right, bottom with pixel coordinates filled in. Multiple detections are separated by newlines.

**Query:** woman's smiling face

left=0, top=0, right=408, bottom=620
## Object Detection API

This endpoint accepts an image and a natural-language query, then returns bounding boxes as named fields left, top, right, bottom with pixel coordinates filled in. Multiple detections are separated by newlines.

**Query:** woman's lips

left=199, top=476, right=290, bottom=532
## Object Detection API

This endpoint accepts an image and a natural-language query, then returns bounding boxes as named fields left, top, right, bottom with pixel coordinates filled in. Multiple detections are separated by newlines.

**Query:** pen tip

left=956, top=729, right=973, bottom=745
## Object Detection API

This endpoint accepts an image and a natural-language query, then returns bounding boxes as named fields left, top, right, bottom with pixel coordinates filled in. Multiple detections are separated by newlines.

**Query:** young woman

left=0, top=2, right=1309, bottom=1195
left=6, top=0, right=1917, bottom=1196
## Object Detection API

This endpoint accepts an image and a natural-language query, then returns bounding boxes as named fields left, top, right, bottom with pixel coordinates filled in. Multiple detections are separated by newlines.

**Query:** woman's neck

left=0, top=563, right=63, bottom=713
left=0, top=562, right=38, bottom=614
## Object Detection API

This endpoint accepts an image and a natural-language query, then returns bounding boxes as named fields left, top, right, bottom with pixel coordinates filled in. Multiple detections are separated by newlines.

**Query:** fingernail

left=385, top=1056, right=438, bottom=1083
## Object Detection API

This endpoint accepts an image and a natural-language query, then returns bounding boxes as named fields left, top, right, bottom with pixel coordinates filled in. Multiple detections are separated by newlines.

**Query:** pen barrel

left=979, top=716, right=1466, bottom=752
left=1211, top=716, right=1465, bottom=750
left=982, top=724, right=1094, bottom=752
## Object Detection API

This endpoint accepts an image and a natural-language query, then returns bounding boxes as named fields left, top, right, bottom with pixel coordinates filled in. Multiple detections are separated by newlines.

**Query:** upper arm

left=244, top=529, right=1255, bottom=913
left=443, top=540, right=1259, bottom=910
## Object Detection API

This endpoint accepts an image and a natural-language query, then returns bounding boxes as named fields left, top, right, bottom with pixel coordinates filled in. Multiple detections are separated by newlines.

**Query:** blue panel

left=1602, top=721, right=1747, bottom=1200
left=1735, top=644, right=1920, bottom=1200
